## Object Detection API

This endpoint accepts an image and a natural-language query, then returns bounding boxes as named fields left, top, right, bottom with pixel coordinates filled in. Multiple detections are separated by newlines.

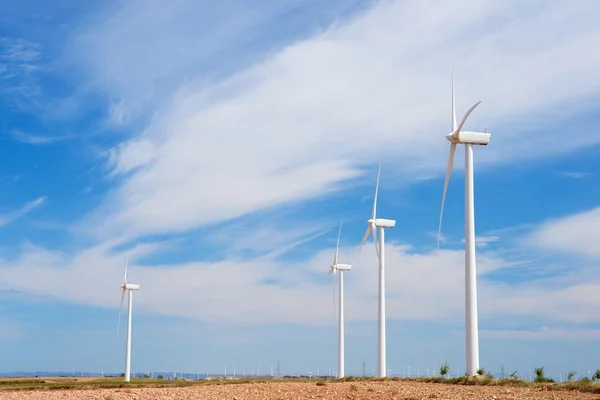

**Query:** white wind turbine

left=437, top=70, right=491, bottom=376
left=117, top=257, right=140, bottom=382
left=327, top=219, right=351, bottom=378
left=358, top=147, right=396, bottom=377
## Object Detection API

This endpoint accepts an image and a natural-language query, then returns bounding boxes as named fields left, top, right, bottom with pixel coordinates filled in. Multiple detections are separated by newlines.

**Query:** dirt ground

left=0, top=380, right=598, bottom=400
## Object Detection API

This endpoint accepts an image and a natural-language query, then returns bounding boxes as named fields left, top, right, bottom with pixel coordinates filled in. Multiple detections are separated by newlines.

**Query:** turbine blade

left=438, top=143, right=457, bottom=249
left=123, top=256, right=129, bottom=284
left=452, top=65, right=457, bottom=132
left=357, top=225, right=372, bottom=254
left=117, top=288, right=125, bottom=335
left=372, top=143, right=386, bottom=219
left=372, top=222, right=380, bottom=259
left=452, top=101, right=481, bottom=140
left=334, top=218, right=343, bottom=265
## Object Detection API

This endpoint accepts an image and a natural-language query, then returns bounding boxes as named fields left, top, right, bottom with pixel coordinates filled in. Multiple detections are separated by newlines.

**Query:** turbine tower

left=117, top=257, right=140, bottom=382
left=327, top=219, right=351, bottom=378
left=358, top=146, right=396, bottom=377
left=437, top=70, right=491, bottom=376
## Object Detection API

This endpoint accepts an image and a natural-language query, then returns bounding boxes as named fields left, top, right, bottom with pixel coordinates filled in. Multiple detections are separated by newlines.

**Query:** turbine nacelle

left=445, top=131, right=491, bottom=146
left=333, top=263, right=352, bottom=272
left=122, top=283, right=140, bottom=290
left=368, top=218, right=396, bottom=229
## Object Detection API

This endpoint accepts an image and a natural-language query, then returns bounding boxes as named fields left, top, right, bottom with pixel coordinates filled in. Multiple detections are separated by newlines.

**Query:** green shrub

left=439, top=362, right=450, bottom=377
left=533, top=367, right=554, bottom=383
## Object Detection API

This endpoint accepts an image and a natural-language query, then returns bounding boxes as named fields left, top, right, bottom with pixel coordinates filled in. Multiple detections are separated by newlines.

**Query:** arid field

left=0, top=379, right=599, bottom=400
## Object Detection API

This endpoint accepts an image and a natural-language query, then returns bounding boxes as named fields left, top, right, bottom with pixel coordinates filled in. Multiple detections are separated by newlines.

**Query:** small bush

left=533, top=367, right=553, bottom=383
left=439, top=362, right=450, bottom=377
left=567, top=371, right=577, bottom=381
left=476, top=368, right=485, bottom=376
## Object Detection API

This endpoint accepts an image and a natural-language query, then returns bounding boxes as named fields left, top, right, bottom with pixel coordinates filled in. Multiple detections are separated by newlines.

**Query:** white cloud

left=560, top=171, right=593, bottom=179
left=0, top=196, right=46, bottom=227
left=9, top=130, right=73, bottom=145
left=481, top=327, right=600, bottom=341
left=107, top=138, right=158, bottom=176
left=484, top=279, right=600, bottom=324
left=0, top=37, right=40, bottom=90
left=66, top=0, right=600, bottom=240
left=2, top=231, right=599, bottom=328
left=459, top=235, right=500, bottom=248
left=476, top=236, right=499, bottom=248
left=527, top=206, right=600, bottom=258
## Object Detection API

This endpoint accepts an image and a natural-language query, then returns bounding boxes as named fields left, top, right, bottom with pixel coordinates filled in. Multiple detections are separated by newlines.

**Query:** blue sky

left=0, top=0, right=600, bottom=380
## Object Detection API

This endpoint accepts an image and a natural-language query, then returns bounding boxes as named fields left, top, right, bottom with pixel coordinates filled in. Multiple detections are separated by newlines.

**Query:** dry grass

left=0, top=377, right=598, bottom=399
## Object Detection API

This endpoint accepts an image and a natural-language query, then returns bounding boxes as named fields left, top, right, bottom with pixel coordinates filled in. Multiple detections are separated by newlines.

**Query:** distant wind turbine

left=437, top=68, right=491, bottom=376
left=358, top=145, right=396, bottom=377
left=117, top=257, right=140, bottom=382
left=327, top=219, right=351, bottom=378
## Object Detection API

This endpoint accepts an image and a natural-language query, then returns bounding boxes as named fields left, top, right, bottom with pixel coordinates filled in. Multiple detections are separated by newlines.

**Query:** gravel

left=0, top=380, right=597, bottom=400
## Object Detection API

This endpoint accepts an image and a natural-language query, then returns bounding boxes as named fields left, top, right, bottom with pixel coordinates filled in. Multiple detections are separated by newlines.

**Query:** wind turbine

left=327, top=219, right=351, bottom=378
left=117, top=257, right=140, bottom=382
left=437, top=69, right=491, bottom=376
left=358, top=146, right=396, bottom=377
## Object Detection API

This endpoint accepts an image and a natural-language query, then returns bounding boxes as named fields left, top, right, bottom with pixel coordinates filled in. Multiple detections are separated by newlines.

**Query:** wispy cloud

left=560, top=171, right=593, bottom=179
left=0, top=37, right=41, bottom=102
left=0, top=196, right=47, bottom=227
left=72, top=0, right=600, bottom=241
left=459, top=235, right=500, bottom=248
left=9, top=130, right=73, bottom=145
left=1, top=220, right=599, bottom=328
left=207, top=219, right=333, bottom=259
left=526, top=206, right=600, bottom=259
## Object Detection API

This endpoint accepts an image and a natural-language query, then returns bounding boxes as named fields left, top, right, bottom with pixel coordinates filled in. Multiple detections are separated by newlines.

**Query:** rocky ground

left=0, top=380, right=598, bottom=400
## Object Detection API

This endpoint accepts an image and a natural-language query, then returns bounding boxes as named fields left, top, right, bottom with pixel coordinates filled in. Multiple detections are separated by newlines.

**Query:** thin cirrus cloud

left=559, top=171, right=593, bottom=179
left=66, top=0, right=600, bottom=242
left=0, top=37, right=40, bottom=87
left=0, top=196, right=47, bottom=227
left=9, top=130, right=73, bottom=145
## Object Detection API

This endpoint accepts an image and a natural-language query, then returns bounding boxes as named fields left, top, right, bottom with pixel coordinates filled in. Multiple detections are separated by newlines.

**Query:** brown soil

left=0, top=380, right=597, bottom=399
